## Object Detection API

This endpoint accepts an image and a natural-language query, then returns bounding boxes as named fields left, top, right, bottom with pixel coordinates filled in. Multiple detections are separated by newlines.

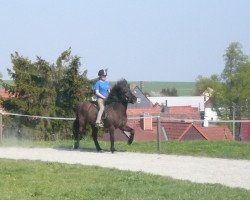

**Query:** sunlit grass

left=0, top=159, right=249, bottom=200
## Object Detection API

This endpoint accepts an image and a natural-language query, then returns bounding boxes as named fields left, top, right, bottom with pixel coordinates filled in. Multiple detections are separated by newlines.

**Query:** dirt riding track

left=0, top=147, right=250, bottom=190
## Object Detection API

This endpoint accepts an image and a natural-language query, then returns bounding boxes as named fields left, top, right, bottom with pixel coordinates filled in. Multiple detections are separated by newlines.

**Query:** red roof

left=127, top=107, right=162, bottom=116
left=161, top=121, right=193, bottom=140
left=240, top=117, right=250, bottom=141
left=161, top=106, right=201, bottom=122
left=101, top=119, right=233, bottom=142
left=179, top=125, right=234, bottom=141
left=0, top=88, right=10, bottom=99
left=168, top=106, right=199, bottom=113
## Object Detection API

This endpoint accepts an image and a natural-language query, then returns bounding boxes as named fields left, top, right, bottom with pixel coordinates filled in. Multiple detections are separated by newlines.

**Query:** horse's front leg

left=91, top=125, right=102, bottom=152
left=121, top=125, right=135, bottom=145
left=109, top=127, right=116, bottom=153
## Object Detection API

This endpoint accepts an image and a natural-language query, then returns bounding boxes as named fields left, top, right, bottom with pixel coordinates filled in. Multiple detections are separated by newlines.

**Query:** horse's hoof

left=111, top=148, right=117, bottom=153
left=128, top=135, right=134, bottom=145
left=97, top=149, right=104, bottom=153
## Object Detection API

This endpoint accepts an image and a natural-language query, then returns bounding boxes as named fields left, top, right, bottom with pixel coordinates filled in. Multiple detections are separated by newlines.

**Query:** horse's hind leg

left=72, top=119, right=80, bottom=149
left=73, top=115, right=86, bottom=149
left=91, top=125, right=102, bottom=152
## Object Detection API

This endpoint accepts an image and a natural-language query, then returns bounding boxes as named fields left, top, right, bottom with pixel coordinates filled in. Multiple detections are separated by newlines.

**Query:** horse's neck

left=106, top=102, right=127, bottom=112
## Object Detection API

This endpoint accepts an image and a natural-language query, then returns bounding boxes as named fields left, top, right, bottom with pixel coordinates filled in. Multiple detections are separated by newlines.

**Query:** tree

left=222, top=42, right=249, bottom=120
left=3, top=50, right=92, bottom=140
left=233, top=62, right=250, bottom=116
left=4, top=53, right=56, bottom=116
left=54, top=49, right=91, bottom=117
left=195, top=42, right=250, bottom=139
left=161, top=87, right=178, bottom=96
left=222, top=42, right=248, bottom=83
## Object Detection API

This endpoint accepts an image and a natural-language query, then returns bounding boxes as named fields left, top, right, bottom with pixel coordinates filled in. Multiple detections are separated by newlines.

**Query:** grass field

left=0, top=80, right=14, bottom=87
left=129, top=81, right=196, bottom=96
left=1, top=139, right=250, bottom=199
left=0, top=159, right=250, bottom=200
left=2, top=139, right=250, bottom=160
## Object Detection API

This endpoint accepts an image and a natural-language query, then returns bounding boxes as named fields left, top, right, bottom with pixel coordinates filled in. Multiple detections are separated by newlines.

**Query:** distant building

left=240, top=117, right=250, bottom=141
left=148, top=96, right=205, bottom=112
left=101, top=86, right=233, bottom=142
left=203, top=98, right=218, bottom=127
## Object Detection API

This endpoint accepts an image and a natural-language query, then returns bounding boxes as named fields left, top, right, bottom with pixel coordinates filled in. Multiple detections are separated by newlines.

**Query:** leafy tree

left=222, top=42, right=248, bottom=83
left=4, top=53, right=56, bottom=116
left=54, top=49, right=91, bottom=117
left=2, top=50, right=91, bottom=140
left=233, top=62, right=250, bottom=116
left=195, top=74, right=227, bottom=117
left=161, top=87, right=178, bottom=96
left=195, top=42, right=250, bottom=138
left=222, top=42, right=249, bottom=120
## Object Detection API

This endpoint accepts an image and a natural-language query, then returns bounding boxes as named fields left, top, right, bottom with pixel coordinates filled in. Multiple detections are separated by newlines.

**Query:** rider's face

left=101, top=75, right=107, bottom=80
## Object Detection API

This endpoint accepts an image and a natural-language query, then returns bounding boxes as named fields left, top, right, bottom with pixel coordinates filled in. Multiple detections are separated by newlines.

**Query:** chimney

left=141, top=113, right=152, bottom=130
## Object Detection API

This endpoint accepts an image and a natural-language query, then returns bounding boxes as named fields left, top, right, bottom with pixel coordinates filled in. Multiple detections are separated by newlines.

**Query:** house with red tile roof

left=240, top=117, right=250, bottom=141
left=101, top=86, right=234, bottom=142
left=102, top=119, right=233, bottom=142
left=179, top=124, right=233, bottom=141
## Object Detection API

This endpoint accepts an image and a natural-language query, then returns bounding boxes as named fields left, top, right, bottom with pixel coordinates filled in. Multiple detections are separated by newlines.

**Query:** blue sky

left=1, top=0, right=250, bottom=81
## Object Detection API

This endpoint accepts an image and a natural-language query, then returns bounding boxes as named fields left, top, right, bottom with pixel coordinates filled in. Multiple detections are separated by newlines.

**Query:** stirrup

left=95, top=122, right=104, bottom=128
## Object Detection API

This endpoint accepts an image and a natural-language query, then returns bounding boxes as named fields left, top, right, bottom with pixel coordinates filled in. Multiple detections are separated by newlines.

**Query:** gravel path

left=0, top=147, right=250, bottom=190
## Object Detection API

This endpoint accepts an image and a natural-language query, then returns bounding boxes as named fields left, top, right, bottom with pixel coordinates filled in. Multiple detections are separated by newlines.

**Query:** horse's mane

left=105, top=79, right=129, bottom=105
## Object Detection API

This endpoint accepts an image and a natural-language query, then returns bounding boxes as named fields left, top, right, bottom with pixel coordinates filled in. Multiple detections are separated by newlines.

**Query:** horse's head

left=123, top=87, right=137, bottom=104
left=106, top=79, right=137, bottom=105
left=117, top=79, right=137, bottom=104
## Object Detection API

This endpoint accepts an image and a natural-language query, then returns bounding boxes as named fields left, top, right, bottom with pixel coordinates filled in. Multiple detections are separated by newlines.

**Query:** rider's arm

left=95, top=90, right=106, bottom=99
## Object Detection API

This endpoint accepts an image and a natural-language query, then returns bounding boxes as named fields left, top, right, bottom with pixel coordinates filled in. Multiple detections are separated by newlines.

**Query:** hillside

left=129, top=81, right=196, bottom=96
left=0, top=80, right=14, bottom=87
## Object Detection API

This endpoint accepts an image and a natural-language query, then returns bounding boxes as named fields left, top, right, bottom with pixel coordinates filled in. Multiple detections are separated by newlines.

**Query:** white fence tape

left=1, top=111, right=250, bottom=123
left=1, top=112, right=75, bottom=121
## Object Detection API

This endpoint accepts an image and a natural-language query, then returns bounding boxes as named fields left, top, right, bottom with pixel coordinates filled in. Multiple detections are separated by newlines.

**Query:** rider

left=95, top=69, right=110, bottom=127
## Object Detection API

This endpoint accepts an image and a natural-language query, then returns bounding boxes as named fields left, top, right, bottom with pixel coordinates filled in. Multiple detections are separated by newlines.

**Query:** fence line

left=1, top=112, right=75, bottom=121
left=1, top=111, right=250, bottom=151
left=1, top=111, right=250, bottom=123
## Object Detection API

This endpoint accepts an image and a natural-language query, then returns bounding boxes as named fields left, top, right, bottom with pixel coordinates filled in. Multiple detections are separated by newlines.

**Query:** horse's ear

left=123, top=78, right=127, bottom=84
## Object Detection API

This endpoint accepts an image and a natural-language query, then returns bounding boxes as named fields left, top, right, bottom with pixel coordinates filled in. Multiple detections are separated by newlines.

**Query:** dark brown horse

left=73, top=79, right=137, bottom=153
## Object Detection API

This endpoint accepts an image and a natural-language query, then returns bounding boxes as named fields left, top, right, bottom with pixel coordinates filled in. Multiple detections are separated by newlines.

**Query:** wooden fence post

left=157, top=116, right=161, bottom=152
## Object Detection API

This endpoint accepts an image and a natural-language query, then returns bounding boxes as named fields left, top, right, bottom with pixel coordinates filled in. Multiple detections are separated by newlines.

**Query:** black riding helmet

left=98, top=69, right=107, bottom=77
